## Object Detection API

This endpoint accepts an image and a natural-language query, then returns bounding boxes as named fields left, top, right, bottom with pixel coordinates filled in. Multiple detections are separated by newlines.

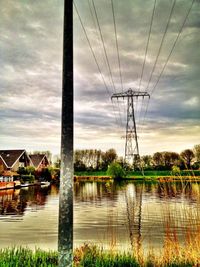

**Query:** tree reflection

left=0, top=185, right=53, bottom=218
left=74, top=180, right=200, bottom=252
left=156, top=181, right=200, bottom=203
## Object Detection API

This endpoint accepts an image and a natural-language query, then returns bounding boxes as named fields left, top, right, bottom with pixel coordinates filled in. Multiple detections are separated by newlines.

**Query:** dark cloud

left=0, top=0, right=199, bottom=155
left=73, top=0, right=200, bottom=154
left=0, top=0, right=63, bottom=153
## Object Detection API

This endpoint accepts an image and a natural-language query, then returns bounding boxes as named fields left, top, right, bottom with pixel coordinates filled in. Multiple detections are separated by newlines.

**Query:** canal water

left=0, top=181, right=199, bottom=252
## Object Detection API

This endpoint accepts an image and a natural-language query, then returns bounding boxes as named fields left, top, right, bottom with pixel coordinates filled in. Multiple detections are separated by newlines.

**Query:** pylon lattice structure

left=111, top=89, right=150, bottom=166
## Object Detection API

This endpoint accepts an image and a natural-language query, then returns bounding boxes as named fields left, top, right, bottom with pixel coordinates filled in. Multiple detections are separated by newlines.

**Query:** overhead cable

left=145, top=0, right=177, bottom=93
left=111, top=0, right=124, bottom=93
left=138, top=0, right=157, bottom=92
left=74, top=1, right=123, bottom=129
left=74, top=1, right=110, bottom=98
left=150, top=0, right=195, bottom=95
left=141, top=0, right=195, bottom=131
left=137, top=0, right=157, bottom=133
left=92, top=0, right=117, bottom=93
left=111, top=0, right=126, bottom=126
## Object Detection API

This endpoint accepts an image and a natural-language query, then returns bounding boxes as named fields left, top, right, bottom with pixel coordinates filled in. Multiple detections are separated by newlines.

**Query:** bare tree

left=153, top=152, right=163, bottom=167
left=180, top=149, right=195, bottom=169
left=102, top=148, right=117, bottom=169
left=194, top=144, right=200, bottom=162
left=141, top=155, right=152, bottom=169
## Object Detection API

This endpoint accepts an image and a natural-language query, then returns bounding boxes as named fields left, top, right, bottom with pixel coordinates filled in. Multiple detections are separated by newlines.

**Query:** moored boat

left=40, top=181, right=51, bottom=187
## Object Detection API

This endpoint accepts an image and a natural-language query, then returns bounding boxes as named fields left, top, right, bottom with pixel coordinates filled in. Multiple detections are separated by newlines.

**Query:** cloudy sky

left=0, top=0, right=199, bottom=157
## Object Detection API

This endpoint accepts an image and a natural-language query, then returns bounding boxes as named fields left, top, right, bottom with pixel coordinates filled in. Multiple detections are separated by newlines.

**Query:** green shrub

left=21, top=175, right=35, bottom=183
left=18, top=167, right=35, bottom=175
left=18, top=167, right=27, bottom=175
left=192, top=162, right=200, bottom=170
left=171, top=166, right=181, bottom=176
left=26, top=166, right=36, bottom=175
left=107, top=162, right=126, bottom=179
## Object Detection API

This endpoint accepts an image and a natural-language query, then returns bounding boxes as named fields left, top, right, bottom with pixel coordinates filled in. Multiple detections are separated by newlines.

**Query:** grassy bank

left=128, top=169, right=200, bottom=177
left=1, top=246, right=199, bottom=267
left=74, top=245, right=140, bottom=267
left=0, top=247, right=58, bottom=267
left=75, top=170, right=107, bottom=176
left=74, top=243, right=199, bottom=267
left=75, top=170, right=200, bottom=179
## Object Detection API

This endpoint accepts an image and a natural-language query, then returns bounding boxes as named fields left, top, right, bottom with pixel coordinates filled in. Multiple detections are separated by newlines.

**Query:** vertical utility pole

left=112, top=89, right=150, bottom=167
left=58, top=0, right=73, bottom=267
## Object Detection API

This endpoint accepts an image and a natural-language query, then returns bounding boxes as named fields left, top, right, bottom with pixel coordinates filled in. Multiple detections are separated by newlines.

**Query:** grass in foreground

left=0, top=245, right=199, bottom=267
left=0, top=247, right=58, bottom=267
left=74, top=243, right=199, bottom=267
left=74, top=245, right=140, bottom=267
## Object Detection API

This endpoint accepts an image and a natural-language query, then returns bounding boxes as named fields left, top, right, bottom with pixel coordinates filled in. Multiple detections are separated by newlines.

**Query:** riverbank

left=75, top=170, right=200, bottom=176
left=0, top=245, right=199, bottom=267
left=74, top=169, right=200, bottom=181
left=74, top=244, right=200, bottom=267
left=0, top=181, right=50, bottom=190
left=74, top=175, right=200, bottom=182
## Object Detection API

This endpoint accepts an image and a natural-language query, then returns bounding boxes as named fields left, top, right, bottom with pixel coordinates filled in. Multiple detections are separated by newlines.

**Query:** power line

left=111, top=0, right=124, bottom=93
left=138, top=97, right=150, bottom=133
left=150, top=0, right=195, bottom=95
left=138, top=0, right=176, bottom=135
left=138, top=0, right=157, bottom=92
left=145, top=0, right=177, bottom=93
left=91, top=0, right=124, bottom=127
left=87, top=0, right=123, bottom=128
left=110, top=0, right=127, bottom=125
left=140, top=0, right=195, bottom=132
left=111, top=98, right=125, bottom=133
left=87, top=0, right=112, bottom=89
left=74, top=1, right=123, bottom=129
left=73, top=1, right=111, bottom=98
left=137, top=0, right=157, bottom=134
left=91, top=0, right=117, bottom=93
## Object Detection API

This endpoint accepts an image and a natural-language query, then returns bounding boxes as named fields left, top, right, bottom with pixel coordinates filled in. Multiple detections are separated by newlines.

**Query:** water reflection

left=74, top=181, right=200, bottom=203
left=0, top=185, right=59, bottom=250
left=74, top=181, right=200, bottom=252
left=156, top=182, right=200, bottom=202
left=0, top=186, right=52, bottom=220
left=0, top=181, right=199, bottom=252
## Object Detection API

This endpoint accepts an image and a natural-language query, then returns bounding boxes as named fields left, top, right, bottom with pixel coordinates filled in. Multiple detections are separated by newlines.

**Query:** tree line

left=73, top=144, right=200, bottom=171
left=74, top=148, right=118, bottom=171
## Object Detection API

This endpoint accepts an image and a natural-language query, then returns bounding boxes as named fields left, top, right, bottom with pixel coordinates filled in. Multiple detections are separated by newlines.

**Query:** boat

left=40, top=181, right=51, bottom=187
left=20, top=183, right=31, bottom=188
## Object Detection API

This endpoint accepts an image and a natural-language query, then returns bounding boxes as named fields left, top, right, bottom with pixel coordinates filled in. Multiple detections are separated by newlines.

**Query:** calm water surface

left=0, top=181, right=199, bottom=252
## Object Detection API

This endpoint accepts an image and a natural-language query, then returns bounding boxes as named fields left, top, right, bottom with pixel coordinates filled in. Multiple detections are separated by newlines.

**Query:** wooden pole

left=58, top=0, right=73, bottom=266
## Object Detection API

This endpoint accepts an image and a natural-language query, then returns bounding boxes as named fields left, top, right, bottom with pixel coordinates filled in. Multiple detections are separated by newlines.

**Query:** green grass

left=74, top=245, right=140, bottom=267
left=127, top=170, right=200, bottom=177
left=0, top=246, right=198, bottom=266
left=75, top=171, right=107, bottom=176
left=77, top=253, right=140, bottom=267
left=73, top=244, right=197, bottom=267
left=75, top=170, right=200, bottom=178
left=0, top=247, right=58, bottom=267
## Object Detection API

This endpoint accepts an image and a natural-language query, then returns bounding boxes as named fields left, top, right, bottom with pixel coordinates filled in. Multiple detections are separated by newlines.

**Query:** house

left=29, top=154, right=50, bottom=171
left=0, top=155, right=5, bottom=172
left=0, top=150, right=32, bottom=172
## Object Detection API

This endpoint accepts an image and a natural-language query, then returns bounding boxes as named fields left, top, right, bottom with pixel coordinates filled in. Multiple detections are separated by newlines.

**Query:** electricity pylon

left=111, top=89, right=150, bottom=168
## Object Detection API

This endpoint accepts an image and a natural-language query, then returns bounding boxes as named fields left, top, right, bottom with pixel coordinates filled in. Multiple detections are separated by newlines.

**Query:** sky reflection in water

left=0, top=181, right=199, bottom=252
